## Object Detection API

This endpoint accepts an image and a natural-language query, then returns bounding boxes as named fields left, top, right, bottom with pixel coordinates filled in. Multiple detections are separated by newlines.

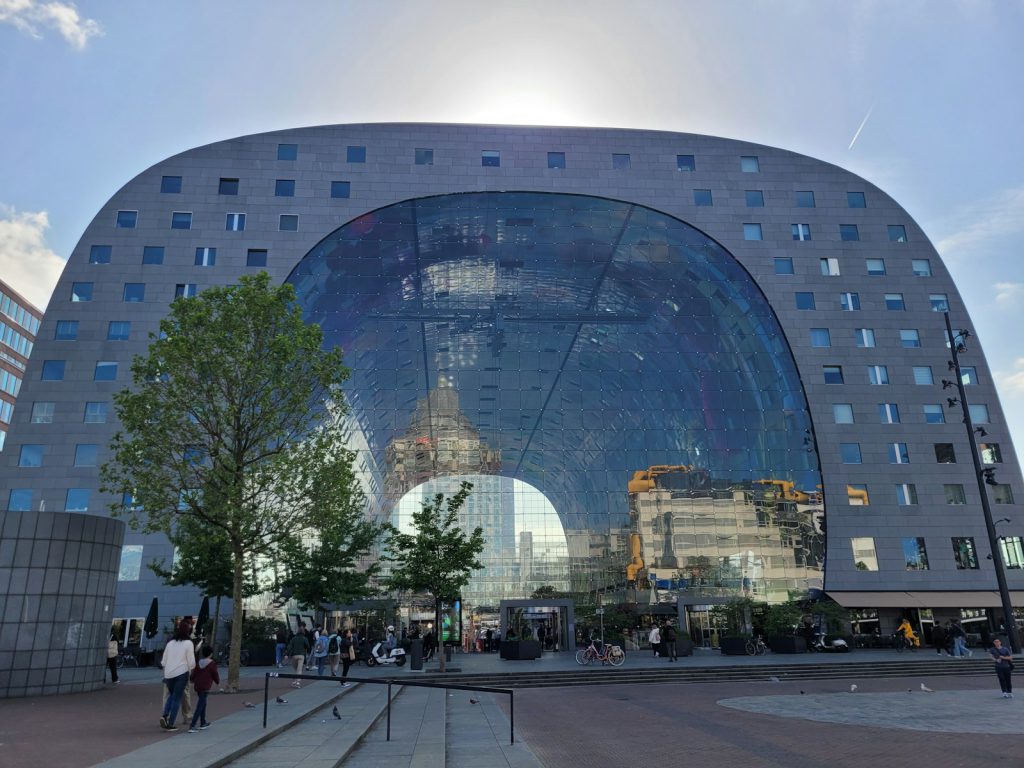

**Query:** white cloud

left=995, top=357, right=1024, bottom=395
left=0, top=0, right=101, bottom=50
left=0, top=204, right=66, bottom=310
left=994, top=282, right=1024, bottom=306
left=935, top=185, right=1024, bottom=261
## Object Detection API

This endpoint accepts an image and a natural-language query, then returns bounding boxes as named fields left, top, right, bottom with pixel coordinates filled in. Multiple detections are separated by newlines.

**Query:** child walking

left=188, top=644, right=220, bottom=733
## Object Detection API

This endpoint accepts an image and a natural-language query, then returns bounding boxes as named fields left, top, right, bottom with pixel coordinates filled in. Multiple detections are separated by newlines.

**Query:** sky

left=1, top=0, right=1022, bottom=462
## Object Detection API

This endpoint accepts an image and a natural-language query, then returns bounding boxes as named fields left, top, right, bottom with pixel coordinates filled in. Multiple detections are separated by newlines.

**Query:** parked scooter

left=366, top=642, right=407, bottom=666
left=810, top=630, right=850, bottom=653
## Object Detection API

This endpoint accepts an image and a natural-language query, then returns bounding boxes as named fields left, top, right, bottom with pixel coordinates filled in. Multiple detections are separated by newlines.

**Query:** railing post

left=510, top=690, right=515, bottom=744
left=263, top=673, right=269, bottom=729
left=386, top=680, right=392, bottom=741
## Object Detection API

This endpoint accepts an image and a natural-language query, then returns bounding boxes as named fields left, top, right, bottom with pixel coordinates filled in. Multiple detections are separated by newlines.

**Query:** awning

left=828, top=591, right=1024, bottom=609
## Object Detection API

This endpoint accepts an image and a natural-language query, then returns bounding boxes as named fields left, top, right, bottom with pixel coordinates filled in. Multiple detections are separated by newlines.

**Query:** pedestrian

left=952, top=620, right=973, bottom=658
left=931, top=622, right=947, bottom=655
left=286, top=627, right=310, bottom=687
left=160, top=620, right=196, bottom=731
left=188, top=644, right=219, bottom=732
left=485, top=627, right=494, bottom=653
left=662, top=620, right=678, bottom=662
left=649, top=624, right=661, bottom=657
left=312, top=628, right=330, bottom=675
left=339, top=628, right=355, bottom=686
left=423, top=629, right=436, bottom=661
left=326, top=628, right=341, bottom=678
left=989, top=637, right=1014, bottom=698
left=107, top=632, right=120, bottom=684
left=537, top=624, right=546, bottom=651
left=275, top=625, right=288, bottom=668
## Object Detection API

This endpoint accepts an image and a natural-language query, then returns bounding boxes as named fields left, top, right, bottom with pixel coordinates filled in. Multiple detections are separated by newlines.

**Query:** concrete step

left=340, top=685, right=445, bottom=768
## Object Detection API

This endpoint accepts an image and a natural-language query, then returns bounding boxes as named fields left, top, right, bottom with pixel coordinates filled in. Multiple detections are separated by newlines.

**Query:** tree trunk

left=436, top=598, right=445, bottom=673
left=228, top=545, right=245, bottom=692
left=212, top=595, right=222, bottom=655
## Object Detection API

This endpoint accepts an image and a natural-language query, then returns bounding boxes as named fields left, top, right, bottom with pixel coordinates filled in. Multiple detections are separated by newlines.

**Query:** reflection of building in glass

left=0, top=280, right=42, bottom=455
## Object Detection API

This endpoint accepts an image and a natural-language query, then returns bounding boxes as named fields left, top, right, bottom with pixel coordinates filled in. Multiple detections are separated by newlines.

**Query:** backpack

left=328, top=634, right=340, bottom=655
left=315, top=634, right=329, bottom=656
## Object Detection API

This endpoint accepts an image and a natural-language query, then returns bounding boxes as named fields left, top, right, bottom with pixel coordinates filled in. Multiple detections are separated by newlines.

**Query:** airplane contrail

left=848, top=105, right=874, bottom=150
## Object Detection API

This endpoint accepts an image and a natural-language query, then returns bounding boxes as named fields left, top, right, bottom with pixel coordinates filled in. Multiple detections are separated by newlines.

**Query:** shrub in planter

left=720, top=636, right=750, bottom=655
left=767, top=635, right=806, bottom=653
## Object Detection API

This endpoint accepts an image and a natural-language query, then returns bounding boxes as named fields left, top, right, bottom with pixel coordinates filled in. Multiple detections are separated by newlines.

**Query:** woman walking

left=160, top=621, right=196, bottom=731
left=107, top=633, right=120, bottom=684
left=989, top=637, right=1014, bottom=698
left=339, top=629, right=355, bottom=686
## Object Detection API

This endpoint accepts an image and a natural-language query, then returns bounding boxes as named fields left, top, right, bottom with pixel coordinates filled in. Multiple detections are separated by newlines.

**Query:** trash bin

left=409, top=638, right=423, bottom=670
left=444, top=644, right=453, bottom=663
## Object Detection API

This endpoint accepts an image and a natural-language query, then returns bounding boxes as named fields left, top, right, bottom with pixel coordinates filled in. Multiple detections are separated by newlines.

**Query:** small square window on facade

left=774, top=257, right=794, bottom=275
left=969, top=404, right=990, bottom=424
left=840, top=224, right=860, bottom=241
left=175, top=283, right=197, bottom=298
left=118, top=545, right=143, bottom=581
left=820, top=258, right=840, bottom=276
left=123, top=283, right=145, bottom=303
left=795, top=292, right=816, bottom=310
left=54, top=320, right=78, bottom=340
left=791, top=223, right=811, bottom=241
left=84, top=401, right=108, bottom=423
left=740, top=155, right=759, bottom=172
left=913, top=366, right=934, bottom=385
left=279, top=214, right=299, bottom=232
left=415, top=148, right=434, bottom=165
left=331, top=181, right=351, bottom=199
left=41, top=360, right=66, bottom=380
left=833, top=403, right=854, bottom=423
left=226, top=213, right=246, bottom=231
left=823, top=365, right=844, bottom=384
left=879, top=403, right=900, bottom=423
left=71, top=282, right=93, bottom=302
left=547, top=152, right=566, bottom=169
left=275, top=179, right=295, bottom=197
left=195, top=247, right=216, bottom=267
left=142, top=246, right=164, bottom=265
left=865, top=258, right=886, bottom=276
left=65, top=488, right=90, bottom=511
left=171, top=212, right=192, bottom=230
left=841, top=292, right=860, bottom=311
left=929, top=293, right=950, bottom=312
left=923, top=404, right=945, bottom=423
left=884, top=293, right=905, bottom=311
left=8, top=489, right=33, bottom=511
left=899, top=329, right=921, bottom=348
left=840, top=443, right=862, bottom=464
left=945, top=485, right=967, bottom=505
left=1001, top=537, right=1024, bottom=569
left=888, top=224, right=908, bottom=242
left=218, top=177, right=239, bottom=195
left=952, top=537, right=979, bottom=569
left=89, top=245, right=112, bottom=264
left=18, top=444, right=44, bottom=467
left=161, top=175, right=182, bottom=193
left=847, top=191, right=866, bottom=208
left=745, top=190, right=764, bottom=207
left=107, top=321, right=130, bottom=341
left=960, top=367, right=978, bottom=385
left=347, top=145, right=366, bottom=163
left=116, top=210, right=138, bottom=229
left=94, top=361, right=118, bottom=381
left=855, top=328, right=875, bottom=347
left=693, top=189, right=713, bottom=206
left=810, top=328, right=831, bottom=347
left=246, top=249, right=268, bottom=268
left=912, top=259, right=932, bottom=277
left=31, top=401, right=55, bottom=423
left=934, top=443, right=956, bottom=463
left=981, top=442, right=1003, bottom=464
left=795, top=190, right=815, bottom=207
left=994, top=485, right=1015, bottom=504
left=897, top=484, right=919, bottom=506
left=74, top=443, right=98, bottom=467
left=676, top=154, right=695, bottom=171
left=743, top=223, right=763, bottom=241
left=868, top=365, right=889, bottom=385
left=888, top=442, right=910, bottom=464
left=277, top=143, right=298, bottom=161
left=481, top=150, right=500, bottom=167
left=612, top=153, right=631, bottom=169
left=851, top=537, right=878, bottom=569
left=902, top=536, right=928, bottom=568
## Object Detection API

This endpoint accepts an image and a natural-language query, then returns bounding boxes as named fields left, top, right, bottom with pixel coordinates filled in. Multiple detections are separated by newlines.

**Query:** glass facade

left=289, top=192, right=824, bottom=607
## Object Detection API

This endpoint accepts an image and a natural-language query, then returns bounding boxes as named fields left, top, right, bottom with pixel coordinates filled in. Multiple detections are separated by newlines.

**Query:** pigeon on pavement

left=769, top=676, right=780, bottom=682
left=276, top=696, right=288, bottom=703
left=850, top=684, right=858, bottom=692
left=332, top=705, right=341, bottom=719
left=469, top=698, right=480, bottom=704
left=243, top=702, right=256, bottom=708
left=920, top=683, right=935, bottom=693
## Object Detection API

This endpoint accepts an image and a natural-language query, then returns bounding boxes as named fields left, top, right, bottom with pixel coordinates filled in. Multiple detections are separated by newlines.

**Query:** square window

left=929, top=294, right=950, bottom=312
left=116, top=210, right=137, bottom=229
left=847, top=191, right=866, bottom=208
left=945, top=485, right=967, bottom=505
left=31, top=401, right=55, bottom=423
left=833, top=403, right=854, bottom=424
left=823, top=365, right=844, bottom=384
left=8, top=489, right=33, bottom=511
left=795, top=190, right=815, bottom=207
left=107, top=321, right=130, bottom=341
left=899, top=329, right=921, bottom=348
left=275, top=179, right=295, bottom=197
left=123, top=283, right=145, bottom=302
left=840, top=224, right=860, bottom=241
left=171, top=211, right=192, bottom=230
left=94, top=361, right=118, bottom=381
left=897, top=484, right=919, bottom=506
left=902, top=536, right=928, bottom=568
left=913, top=366, right=934, bottom=385
left=885, top=293, right=905, bottom=311
left=74, top=443, right=98, bottom=466
left=934, top=443, right=956, bottom=463
left=65, top=488, right=90, bottom=511
left=161, top=175, right=182, bottom=193
left=347, top=145, right=366, bottom=163
left=54, top=320, right=78, bottom=340
left=18, top=444, right=44, bottom=467
left=415, top=148, right=434, bottom=165
left=841, top=292, right=860, bottom=311
left=952, top=537, right=978, bottom=569
left=888, top=225, right=908, bottom=242
left=774, top=257, right=794, bottom=275
left=810, top=328, right=831, bottom=347
left=547, top=151, right=566, bottom=169
left=878, top=403, right=900, bottom=423
left=981, top=442, right=1003, bottom=464
left=612, top=153, right=630, bottom=169
left=865, top=258, right=886, bottom=276
left=279, top=214, right=299, bottom=232
left=175, top=283, right=197, bottom=298
left=820, top=258, right=840, bottom=276
left=791, top=223, right=811, bottom=241
left=840, top=443, right=862, bottom=464
left=848, top=485, right=870, bottom=506
left=89, top=245, right=112, bottom=264
left=743, top=223, right=762, bottom=241
left=868, top=365, right=889, bottom=385
left=745, top=190, right=764, bottom=207
left=740, top=155, right=759, bottom=172
left=960, top=366, right=978, bottom=385
left=41, top=360, right=65, bottom=380
left=118, top=545, right=143, bottom=581
left=693, top=189, right=713, bottom=206
left=277, top=143, right=298, bottom=161
left=142, top=246, right=164, bottom=265
left=331, top=181, right=351, bottom=199
left=888, top=442, right=910, bottom=464
left=246, top=249, right=268, bottom=268
left=994, top=485, right=1015, bottom=504
left=481, top=150, right=500, bottom=167
left=969, top=404, right=990, bottom=423
left=84, top=401, right=108, bottom=423
left=195, top=247, right=216, bottom=267
left=1001, top=537, right=1024, bottom=569
left=218, top=177, right=239, bottom=195
left=855, top=328, right=875, bottom=347
left=225, top=213, right=245, bottom=231
left=912, top=259, right=932, bottom=277
left=851, top=537, right=878, bottom=568
left=676, top=154, right=695, bottom=171
left=71, top=282, right=92, bottom=302
left=923, top=404, right=945, bottom=423
left=795, top=292, right=816, bottom=310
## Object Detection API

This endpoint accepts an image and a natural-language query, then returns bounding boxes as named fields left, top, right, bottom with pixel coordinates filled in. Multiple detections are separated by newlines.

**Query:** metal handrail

left=263, top=671, right=515, bottom=744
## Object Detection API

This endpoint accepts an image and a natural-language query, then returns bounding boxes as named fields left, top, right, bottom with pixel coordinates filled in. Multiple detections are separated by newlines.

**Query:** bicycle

left=745, top=635, right=768, bottom=656
left=216, top=647, right=250, bottom=666
left=116, top=647, right=140, bottom=669
left=893, top=632, right=916, bottom=653
left=575, top=639, right=626, bottom=667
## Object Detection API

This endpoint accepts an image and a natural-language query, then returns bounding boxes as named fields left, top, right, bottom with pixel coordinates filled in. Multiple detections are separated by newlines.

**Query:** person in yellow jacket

left=896, top=618, right=920, bottom=647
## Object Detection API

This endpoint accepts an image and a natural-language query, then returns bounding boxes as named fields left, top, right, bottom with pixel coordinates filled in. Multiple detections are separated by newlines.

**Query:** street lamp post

left=944, top=312, right=1018, bottom=653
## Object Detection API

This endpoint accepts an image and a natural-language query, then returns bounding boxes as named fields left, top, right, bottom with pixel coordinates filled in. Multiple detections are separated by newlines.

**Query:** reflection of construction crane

left=628, top=465, right=696, bottom=494
left=754, top=479, right=822, bottom=505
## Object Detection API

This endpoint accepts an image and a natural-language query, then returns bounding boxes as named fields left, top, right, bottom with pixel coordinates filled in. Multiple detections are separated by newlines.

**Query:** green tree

left=101, top=272, right=362, bottom=691
left=384, top=481, right=484, bottom=672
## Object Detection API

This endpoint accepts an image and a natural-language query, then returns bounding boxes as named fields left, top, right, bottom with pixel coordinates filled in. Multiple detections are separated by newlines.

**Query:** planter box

left=500, top=640, right=542, bottom=660
left=767, top=635, right=806, bottom=654
left=720, top=637, right=750, bottom=656
left=677, top=637, right=695, bottom=657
